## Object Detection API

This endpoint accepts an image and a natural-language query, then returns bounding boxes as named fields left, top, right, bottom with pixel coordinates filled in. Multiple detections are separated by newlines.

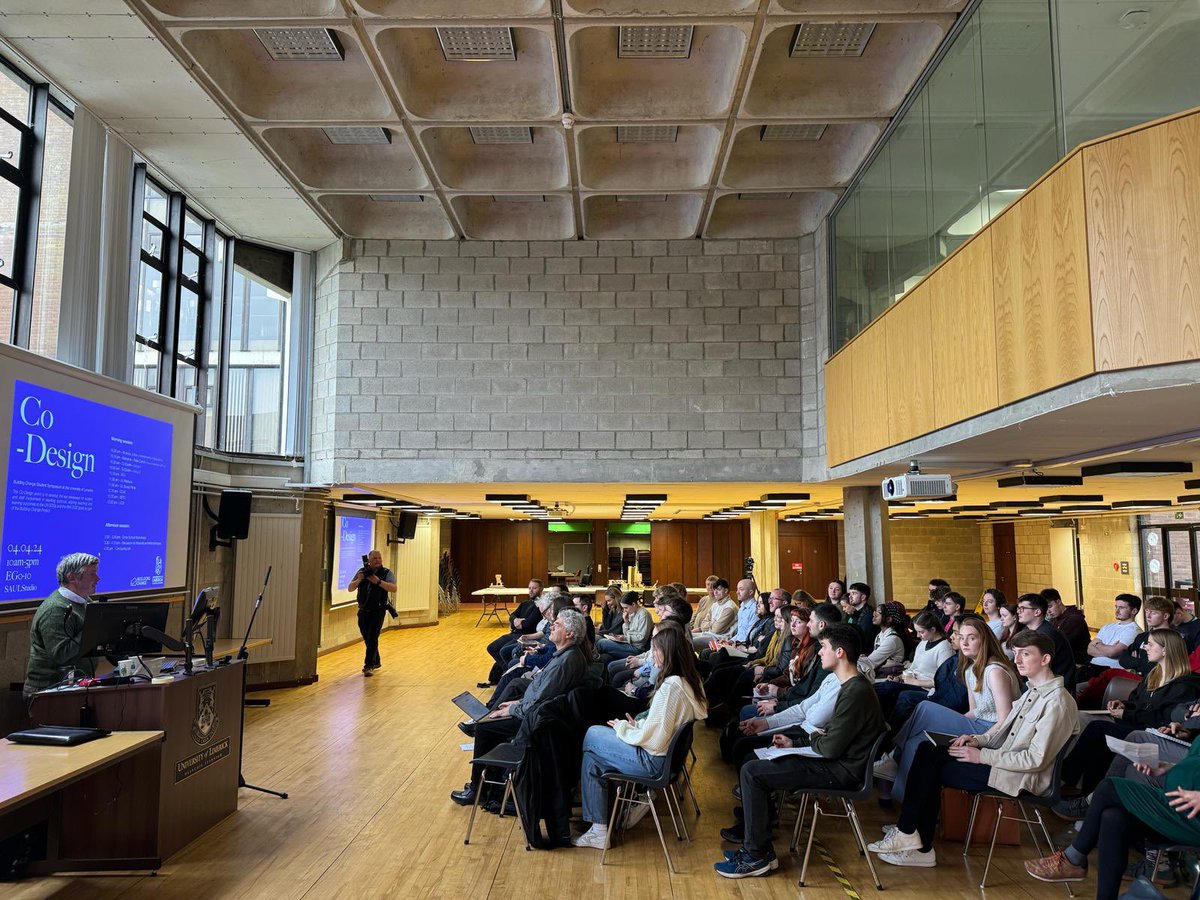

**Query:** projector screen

left=0, top=343, right=196, bottom=606
left=330, top=510, right=375, bottom=607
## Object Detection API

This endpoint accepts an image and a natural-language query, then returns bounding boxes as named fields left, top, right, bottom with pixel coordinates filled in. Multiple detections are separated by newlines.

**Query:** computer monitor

left=79, top=601, right=171, bottom=658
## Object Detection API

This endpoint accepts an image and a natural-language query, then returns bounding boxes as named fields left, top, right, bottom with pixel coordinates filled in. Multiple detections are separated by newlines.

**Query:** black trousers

left=470, top=716, right=524, bottom=792
left=740, top=756, right=843, bottom=859
left=897, top=742, right=992, bottom=850
left=1062, top=719, right=1135, bottom=793
left=357, top=606, right=386, bottom=669
left=1071, top=778, right=1170, bottom=900
left=487, top=631, right=519, bottom=662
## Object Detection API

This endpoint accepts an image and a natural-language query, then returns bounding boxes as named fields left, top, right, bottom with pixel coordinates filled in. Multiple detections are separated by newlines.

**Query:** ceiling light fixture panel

left=615, top=195, right=667, bottom=202
left=738, top=192, right=793, bottom=201
left=760, top=124, right=827, bottom=141
left=369, top=194, right=423, bottom=202
left=997, top=474, right=1084, bottom=488
left=616, top=125, right=679, bottom=143
left=493, top=195, right=545, bottom=202
left=618, top=25, right=695, bottom=59
left=470, top=126, right=533, bottom=144
left=437, top=27, right=516, bottom=61
left=790, top=22, right=875, bottom=58
left=1080, top=461, right=1194, bottom=478
left=323, top=126, right=391, bottom=145
left=255, top=27, right=345, bottom=61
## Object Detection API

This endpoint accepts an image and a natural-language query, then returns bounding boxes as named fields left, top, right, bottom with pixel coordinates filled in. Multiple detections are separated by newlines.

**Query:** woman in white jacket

left=574, top=624, right=708, bottom=849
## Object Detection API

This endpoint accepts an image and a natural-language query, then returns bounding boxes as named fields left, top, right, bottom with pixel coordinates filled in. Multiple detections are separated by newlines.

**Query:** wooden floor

left=11, top=612, right=1190, bottom=899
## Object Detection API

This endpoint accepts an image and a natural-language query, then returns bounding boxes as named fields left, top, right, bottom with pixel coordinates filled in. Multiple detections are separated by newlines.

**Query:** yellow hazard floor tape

left=810, top=839, right=864, bottom=900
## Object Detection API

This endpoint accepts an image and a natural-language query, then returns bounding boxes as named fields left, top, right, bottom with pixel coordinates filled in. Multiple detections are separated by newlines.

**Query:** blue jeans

left=893, top=701, right=994, bottom=802
left=580, top=724, right=666, bottom=824
left=597, top=638, right=641, bottom=661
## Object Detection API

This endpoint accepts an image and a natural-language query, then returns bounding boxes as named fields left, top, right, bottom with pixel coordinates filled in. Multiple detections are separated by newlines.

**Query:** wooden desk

left=30, top=662, right=243, bottom=861
left=0, top=730, right=164, bottom=872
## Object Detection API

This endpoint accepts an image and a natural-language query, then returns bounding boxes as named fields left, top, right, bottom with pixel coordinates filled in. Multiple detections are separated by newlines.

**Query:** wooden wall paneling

left=930, top=230, right=1000, bottom=428
left=680, top=524, right=698, bottom=588
left=992, top=154, right=1095, bottom=403
left=882, top=284, right=934, bottom=445
left=451, top=522, right=548, bottom=596
left=1088, top=111, right=1200, bottom=369
left=824, top=349, right=855, bottom=466
left=849, top=318, right=893, bottom=452
left=696, top=524, right=714, bottom=587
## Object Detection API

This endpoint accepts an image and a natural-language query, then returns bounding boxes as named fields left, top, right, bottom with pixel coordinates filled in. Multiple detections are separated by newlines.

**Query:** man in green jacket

left=714, top=623, right=886, bottom=878
left=23, top=553, right=101, bottom=697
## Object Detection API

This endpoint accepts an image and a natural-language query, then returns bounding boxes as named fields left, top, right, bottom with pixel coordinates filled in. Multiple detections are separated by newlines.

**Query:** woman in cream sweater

left=574, top=626, right=708, bottom=849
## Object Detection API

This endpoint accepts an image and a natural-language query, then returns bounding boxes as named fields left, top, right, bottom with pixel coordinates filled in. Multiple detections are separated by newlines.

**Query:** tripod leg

left=239, top=773, right=288, bottom=799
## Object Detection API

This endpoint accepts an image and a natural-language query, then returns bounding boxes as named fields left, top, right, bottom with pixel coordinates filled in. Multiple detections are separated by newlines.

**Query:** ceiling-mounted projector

left=883, top=461, right=956, bottom=500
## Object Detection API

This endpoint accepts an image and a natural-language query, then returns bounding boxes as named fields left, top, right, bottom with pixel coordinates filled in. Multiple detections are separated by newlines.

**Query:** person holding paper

left=866, top=630, right=1078, bottom=869
left=1055, top=628, right=1200, bottom=818
left=1025, top=725, right=1200, bottom=900
left=712, top=624, right=885, bottom=879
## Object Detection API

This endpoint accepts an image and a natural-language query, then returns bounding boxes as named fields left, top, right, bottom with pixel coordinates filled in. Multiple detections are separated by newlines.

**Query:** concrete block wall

left=309, top=238, right=813, bottom=483
left=888, top=520, right=985, bottom=609
left=1077, top=516, right=1141, bottom=623
left=1012, top=521, right=1054, bottom=592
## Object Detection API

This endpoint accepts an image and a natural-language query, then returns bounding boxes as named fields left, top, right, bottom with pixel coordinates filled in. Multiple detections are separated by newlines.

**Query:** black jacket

left=1124, top=674, right=1200, bottom=729
left=509, top=599, right=541, bottom=636
left=1036, top=621, right=1077, bottom=689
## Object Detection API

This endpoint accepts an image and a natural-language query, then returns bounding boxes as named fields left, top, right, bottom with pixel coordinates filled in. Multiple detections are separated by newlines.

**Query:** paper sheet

left=754, top=745, right=821, bottom=760
left=1105, top=735, right=1158, bottom=767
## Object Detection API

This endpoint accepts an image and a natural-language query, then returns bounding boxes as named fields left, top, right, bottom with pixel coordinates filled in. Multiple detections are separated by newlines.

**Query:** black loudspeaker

left=217, top=490, right=252, bottom=540
left=398, top=510, right=418, bottom=540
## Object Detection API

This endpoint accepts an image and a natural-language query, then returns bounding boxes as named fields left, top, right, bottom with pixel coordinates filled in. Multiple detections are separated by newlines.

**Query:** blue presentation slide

left=2, top=380, right=174, bottom=600
left=337, top=515, right=374, bottom=591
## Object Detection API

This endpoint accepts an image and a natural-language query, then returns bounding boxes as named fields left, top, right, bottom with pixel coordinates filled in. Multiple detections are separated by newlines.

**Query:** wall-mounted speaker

left=398, top=510, right=418, bottom=540
left=217, top=490, right=252, bottom=540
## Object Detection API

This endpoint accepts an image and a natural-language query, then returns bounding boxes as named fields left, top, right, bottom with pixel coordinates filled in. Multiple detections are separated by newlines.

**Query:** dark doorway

left=993, top=523, right=1018, bottom=599
left=778, top=521, right=839, bottom=600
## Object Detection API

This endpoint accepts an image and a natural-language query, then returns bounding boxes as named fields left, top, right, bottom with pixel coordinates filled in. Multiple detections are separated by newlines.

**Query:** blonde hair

left=1145, top=628, right=1191, bottom=691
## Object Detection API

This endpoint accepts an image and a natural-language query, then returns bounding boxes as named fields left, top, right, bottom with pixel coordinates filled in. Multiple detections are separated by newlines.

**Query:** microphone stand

left=235, top=566, right=287, bottom=800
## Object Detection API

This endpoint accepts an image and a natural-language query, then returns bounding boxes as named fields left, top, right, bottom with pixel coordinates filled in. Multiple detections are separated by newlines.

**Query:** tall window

left=0, top=60, right=73, bottom=357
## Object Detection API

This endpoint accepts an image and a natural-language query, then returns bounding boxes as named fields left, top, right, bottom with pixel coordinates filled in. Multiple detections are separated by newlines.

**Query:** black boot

left=450, top=783, right=477, bottom=806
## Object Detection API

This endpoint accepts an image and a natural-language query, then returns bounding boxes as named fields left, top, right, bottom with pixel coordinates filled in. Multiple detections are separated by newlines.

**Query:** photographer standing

left=348, top=549, right=397, bottom=677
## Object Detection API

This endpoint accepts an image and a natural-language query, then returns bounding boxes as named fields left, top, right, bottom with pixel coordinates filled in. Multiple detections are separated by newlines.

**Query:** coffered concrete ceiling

left=1, top=0, right=968, bottom=242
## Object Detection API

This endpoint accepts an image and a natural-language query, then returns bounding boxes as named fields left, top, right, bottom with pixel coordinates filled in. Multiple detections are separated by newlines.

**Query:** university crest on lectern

left=191, top=684, right=220, bottom=745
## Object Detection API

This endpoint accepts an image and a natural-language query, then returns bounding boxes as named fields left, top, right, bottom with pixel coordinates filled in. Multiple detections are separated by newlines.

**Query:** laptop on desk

left=451, top=691, right=491, bottom=722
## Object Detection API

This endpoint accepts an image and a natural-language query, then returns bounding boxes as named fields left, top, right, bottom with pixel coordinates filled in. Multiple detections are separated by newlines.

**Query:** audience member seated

left=938, top=592, right=968, bottom=634
left=572, top=627, right=708, bottom=850
left=866, top=630, right=1078, bottom=869
left=1174, top=598, right=1200, bottom=652
left=844, top=582, right=878, bottom=647
left=878, top=615, right=1019, bottom=802
left=712, top=624, right=887, bottom=879
left=689, top=575, right=720, bottom=637
left=825, top=579, right=847, bottom=608
left=691, top=579, right=737, bottom=650
left=791, top=589, right=815, bottom=608
left=482, top=579, right=545, bottom=686
left=597, top=592, right=653, bottom=663
left=874, top=611, right=954, bottom=718
left=923, top=579, right=952, bottom=623
left=1044, top=587, right=1092, bottom=662
left=609, top=591, right=691, bottom=686
left=451, top=608, right=592, bottom=810
left=981, top=588, right=1006, bottom=637
left=597, top=586, right=624, bottom=639
left=1024, top=728, right=1200, bottom=900
left=998, top=602, right=1023, bottom=659
left=744, top=604, right=840, bottom=722
left=1016, top=593, right=1076, bottom=688
left=1078, top=593, right=1141, bottom=680
left=488, top=594, right=555, bottom=684
left=1076, top=594, right=1172, bottom=708
left=861, top=602, right=911, bottom=677
left=1056, top=628, right=1200, bottom=817
left=487, top=597, right=577, bottom=708
left=1100, top=699, right=1200, bottom=789
left=704, top=600, right=791, bottom=716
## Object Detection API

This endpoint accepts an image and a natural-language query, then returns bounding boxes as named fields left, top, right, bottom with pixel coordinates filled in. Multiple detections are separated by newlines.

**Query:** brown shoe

left=1025, top=850, right=1086, bottom=883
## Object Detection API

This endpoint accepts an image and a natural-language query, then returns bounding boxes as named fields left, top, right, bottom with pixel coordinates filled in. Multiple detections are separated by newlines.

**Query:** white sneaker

left=623, top=802, right=651, bottom=829
left=879, top=848, right=936, bottom=868
left=880, top=824, right=898, bottom=836
left=572, top=826, right=608, bottom=850
left=873, top=755, right=899, bottom=781
left=867, top=829, right=921, bottom=854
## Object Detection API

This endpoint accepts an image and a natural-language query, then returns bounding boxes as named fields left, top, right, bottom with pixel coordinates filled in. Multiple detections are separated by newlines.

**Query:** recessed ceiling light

left=954, top=514, right=988, bottom=520
left=738, top=192, right=794, bottom=200
left=618, top=25, right=695, bottom=59
left=255, top=27, right=345, bottom=61
left=1019, top=509, right=1061, bottom=517
left=997, top=474, right=1084, bottom=488
left=437, top=27, right=516, bottom=61
left=1038, top=494, right=1105, bottom=503
left=1111, top=500, right=1173, bottom=510
left=989, top=500, right=1044, bottom=509
left=760, top=124, right=827, bottom=141
left=1060, top=504, right=1113, bottom=512
left=615, top=195, right=668, bottom=202
left=949, top=505, right=991, bottom=513
left=470, top=126, right=533, bottom=144
left=486, top=493, right=529, bottom=503
left=1177, top=494, right=1200, bottom=505
left=764, top=493, right=811, bottom=502
left=323, top=126, right=391, bottom=145
left=342, top=493, right=389, bottom=504
left=369, top=194, right=423, bottom=202
left=493, top=195, right=545, bottom=202
left=891, top=512, right=924, bottom=519
left=790, top=22, right=875, bottom=58
left=1185, top=479, right=1200, bottom=490
left=1081, top=461, right=1194, bottom=478
left=617, top=125, right=679, bottom=143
